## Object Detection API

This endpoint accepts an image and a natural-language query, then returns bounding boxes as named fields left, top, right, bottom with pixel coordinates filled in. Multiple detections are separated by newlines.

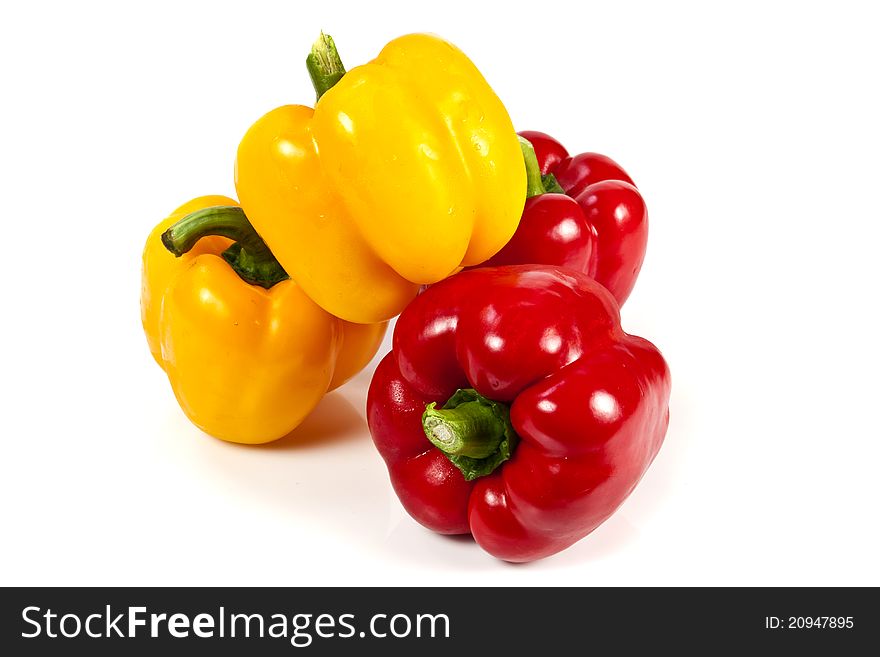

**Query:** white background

left=1, top=0, right=878, bottom=586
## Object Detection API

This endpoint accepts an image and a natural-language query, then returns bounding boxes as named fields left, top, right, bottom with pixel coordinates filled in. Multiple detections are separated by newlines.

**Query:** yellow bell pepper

left=235, top=33, right=526, bottom=324
left=141, top=196, right=386, bottom=444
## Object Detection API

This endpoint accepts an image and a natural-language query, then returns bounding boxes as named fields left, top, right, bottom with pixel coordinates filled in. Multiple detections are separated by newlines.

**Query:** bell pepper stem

left=162, top=206, right=252, bottom=256
left=161, top=206, right=289, bottom=289
left=424, top=401, right=505, bottom=459
left=542, top=173, right=566, bottom=194
left=519, top=136, right=547, bottom=198
left=422, top=389, right=519, bottom=481
left=306, top=32, right=346, bottom=101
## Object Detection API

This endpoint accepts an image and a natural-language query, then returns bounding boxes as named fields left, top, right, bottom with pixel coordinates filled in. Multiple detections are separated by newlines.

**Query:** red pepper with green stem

left=481, top=133, right=647, bottom=307
left=367, top=265, right=670, bottom=562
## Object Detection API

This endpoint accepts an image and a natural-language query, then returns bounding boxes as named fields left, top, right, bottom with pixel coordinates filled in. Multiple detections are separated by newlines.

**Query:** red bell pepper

left=481, top=132, right=647, bottom=306
left=367, top=265, right=670, bottom=562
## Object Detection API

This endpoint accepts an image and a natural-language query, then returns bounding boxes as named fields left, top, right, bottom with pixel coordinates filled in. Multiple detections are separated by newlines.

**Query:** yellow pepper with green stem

left=141, top=196, right=386, bottom=444
left=234, top=33, right=526, bottom=324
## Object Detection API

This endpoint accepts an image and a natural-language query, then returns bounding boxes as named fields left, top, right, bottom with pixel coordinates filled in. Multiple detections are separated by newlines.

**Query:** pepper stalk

left=306, top=32, right=346, bottom=101
left=161, top=206, right=289, bottom=289
left=422, top=388, right=519, bottom=481
left=519, top=136, right=566, bottom=196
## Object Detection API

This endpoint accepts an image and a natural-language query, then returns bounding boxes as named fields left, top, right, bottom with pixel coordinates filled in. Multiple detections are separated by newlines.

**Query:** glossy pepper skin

left=235, top=34, right=526, bottom=324
left=483, top=131, right=646, bottom=306
left=141, top=196, right=385, bottom=444
left=367, top=265, right=670, bottom=562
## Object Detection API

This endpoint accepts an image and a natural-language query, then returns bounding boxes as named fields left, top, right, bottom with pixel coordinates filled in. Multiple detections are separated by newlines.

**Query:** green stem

left=306, top=32, right=346, bottom=101
left=542, top=173, right=566, bottom=194
left=424, top=402, right=504, bottom=458
left=519, top=136, right=547, bottom=198
left=422, top=389, right=519, bottom=481
left=161, top=206, right=289, bottom=289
